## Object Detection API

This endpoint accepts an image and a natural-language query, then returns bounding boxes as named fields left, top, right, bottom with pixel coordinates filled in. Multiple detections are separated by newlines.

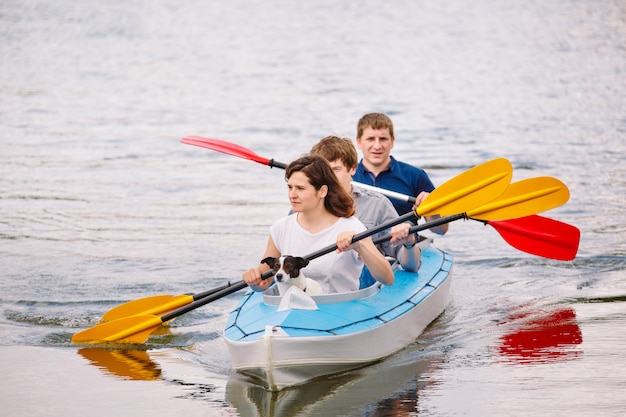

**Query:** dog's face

left=261, top=255, right=309, bottom=283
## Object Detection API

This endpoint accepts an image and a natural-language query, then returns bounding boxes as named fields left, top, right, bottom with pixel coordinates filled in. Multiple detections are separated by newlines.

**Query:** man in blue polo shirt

left=352, top=112, right=448, bottom=236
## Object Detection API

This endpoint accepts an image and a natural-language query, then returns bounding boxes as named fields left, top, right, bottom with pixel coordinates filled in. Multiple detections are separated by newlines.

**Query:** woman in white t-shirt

left=242, top=154, right=394, bottom=294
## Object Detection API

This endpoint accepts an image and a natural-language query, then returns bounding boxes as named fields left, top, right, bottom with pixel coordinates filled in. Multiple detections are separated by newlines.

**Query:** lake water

left=1, top=0, right=625, bottom=416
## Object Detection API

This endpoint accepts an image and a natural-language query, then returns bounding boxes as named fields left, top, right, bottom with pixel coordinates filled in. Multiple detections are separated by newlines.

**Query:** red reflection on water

left=498, top=308, right=583, bottom=364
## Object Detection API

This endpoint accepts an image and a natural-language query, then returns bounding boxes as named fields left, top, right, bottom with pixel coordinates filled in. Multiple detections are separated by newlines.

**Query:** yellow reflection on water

left=78, top=348, right=162, bottom=381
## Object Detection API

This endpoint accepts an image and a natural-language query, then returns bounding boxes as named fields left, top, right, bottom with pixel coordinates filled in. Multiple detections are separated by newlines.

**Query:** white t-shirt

left=270, top=214, right=367, bottom=293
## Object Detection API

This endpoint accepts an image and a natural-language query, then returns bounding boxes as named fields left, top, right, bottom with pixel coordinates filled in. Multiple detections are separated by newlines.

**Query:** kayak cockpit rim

left=262, top=281, right=384, bottom=305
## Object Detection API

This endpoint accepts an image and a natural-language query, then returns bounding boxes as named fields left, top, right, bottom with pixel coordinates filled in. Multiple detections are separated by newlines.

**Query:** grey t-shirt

left=352, top=185, right=405, bottom=259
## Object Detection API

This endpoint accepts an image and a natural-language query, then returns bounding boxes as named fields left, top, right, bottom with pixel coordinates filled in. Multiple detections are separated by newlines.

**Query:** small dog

left=261, top=255, right=324, bottom=296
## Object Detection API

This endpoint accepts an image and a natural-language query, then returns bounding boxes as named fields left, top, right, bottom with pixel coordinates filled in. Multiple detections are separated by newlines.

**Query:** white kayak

left=224, top=242, right=453, bottom=391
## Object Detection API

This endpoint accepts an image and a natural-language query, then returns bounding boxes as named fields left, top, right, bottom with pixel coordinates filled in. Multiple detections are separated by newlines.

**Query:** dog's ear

left=261, top=256, right=276, bottom=268
left=294, top=257, right=309, bottom=268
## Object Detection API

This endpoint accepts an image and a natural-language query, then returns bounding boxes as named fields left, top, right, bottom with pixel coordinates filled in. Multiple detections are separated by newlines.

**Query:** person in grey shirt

left=310, top=136, right=421, bottom=273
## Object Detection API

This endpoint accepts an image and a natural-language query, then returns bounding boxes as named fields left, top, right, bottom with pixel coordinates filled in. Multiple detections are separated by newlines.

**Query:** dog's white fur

left=262, top=255, right=324, bottom=296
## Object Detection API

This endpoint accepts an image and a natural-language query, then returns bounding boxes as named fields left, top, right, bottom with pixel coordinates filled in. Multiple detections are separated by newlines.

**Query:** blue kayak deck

left=224, top=247, right=452, bottom=342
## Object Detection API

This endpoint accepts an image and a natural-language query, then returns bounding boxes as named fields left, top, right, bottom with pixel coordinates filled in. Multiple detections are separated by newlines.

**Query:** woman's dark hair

left=286, top=154, right=355, bottom=218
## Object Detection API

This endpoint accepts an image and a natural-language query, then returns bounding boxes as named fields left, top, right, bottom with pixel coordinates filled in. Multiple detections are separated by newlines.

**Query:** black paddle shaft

left=161, top=281, right=248, bottom=322
left=372, top=213, right=466, bottom=245
left=268, top=159, right=287, bottom=169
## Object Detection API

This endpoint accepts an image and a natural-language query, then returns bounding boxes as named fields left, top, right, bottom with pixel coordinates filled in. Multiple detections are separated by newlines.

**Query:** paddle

left=477, top=215, right=580, bottom=261
left=367, top=174, right=576, bottom=260
left=100, top=282, right=232, bottom=322
left=180, top=136, right=569, bottom=215
left=348, top=175, right=577, bottom=259
left=96, top=169, right=569, bottom=321
left=71, top=158, right=512, bottom=344
left=96, top=175, right=573, bottom=323
left=374, top=214, right=580, bottom=261
left=354, top=182, right=417, bottom=204
left=353, top=177, right=573, bottom=223
left=181, top=136, right=406, bottom=197
left=182, top=136, right=288, bottom=168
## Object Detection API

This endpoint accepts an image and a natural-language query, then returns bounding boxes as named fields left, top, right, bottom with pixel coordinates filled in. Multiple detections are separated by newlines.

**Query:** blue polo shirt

left=352, top=156, right=435, bottom=216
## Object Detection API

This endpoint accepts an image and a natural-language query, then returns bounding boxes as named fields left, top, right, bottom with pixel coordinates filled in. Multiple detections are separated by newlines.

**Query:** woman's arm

left=242, top=236, right=281, bottom=292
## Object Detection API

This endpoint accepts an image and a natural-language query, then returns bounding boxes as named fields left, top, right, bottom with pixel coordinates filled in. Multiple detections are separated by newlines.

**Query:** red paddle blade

left=488, top=215, right=580, bottom=261
left=181, top=136, right=272, bottom=166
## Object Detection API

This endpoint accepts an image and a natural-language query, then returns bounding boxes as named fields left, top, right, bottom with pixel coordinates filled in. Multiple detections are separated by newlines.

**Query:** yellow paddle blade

left=417, top=158, right=513, bottom=217
left=71, top=315, right=164, bottom=345
left=101, top=294, right=194, bottom=322
left=467, top=176, right=570, bottom=220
